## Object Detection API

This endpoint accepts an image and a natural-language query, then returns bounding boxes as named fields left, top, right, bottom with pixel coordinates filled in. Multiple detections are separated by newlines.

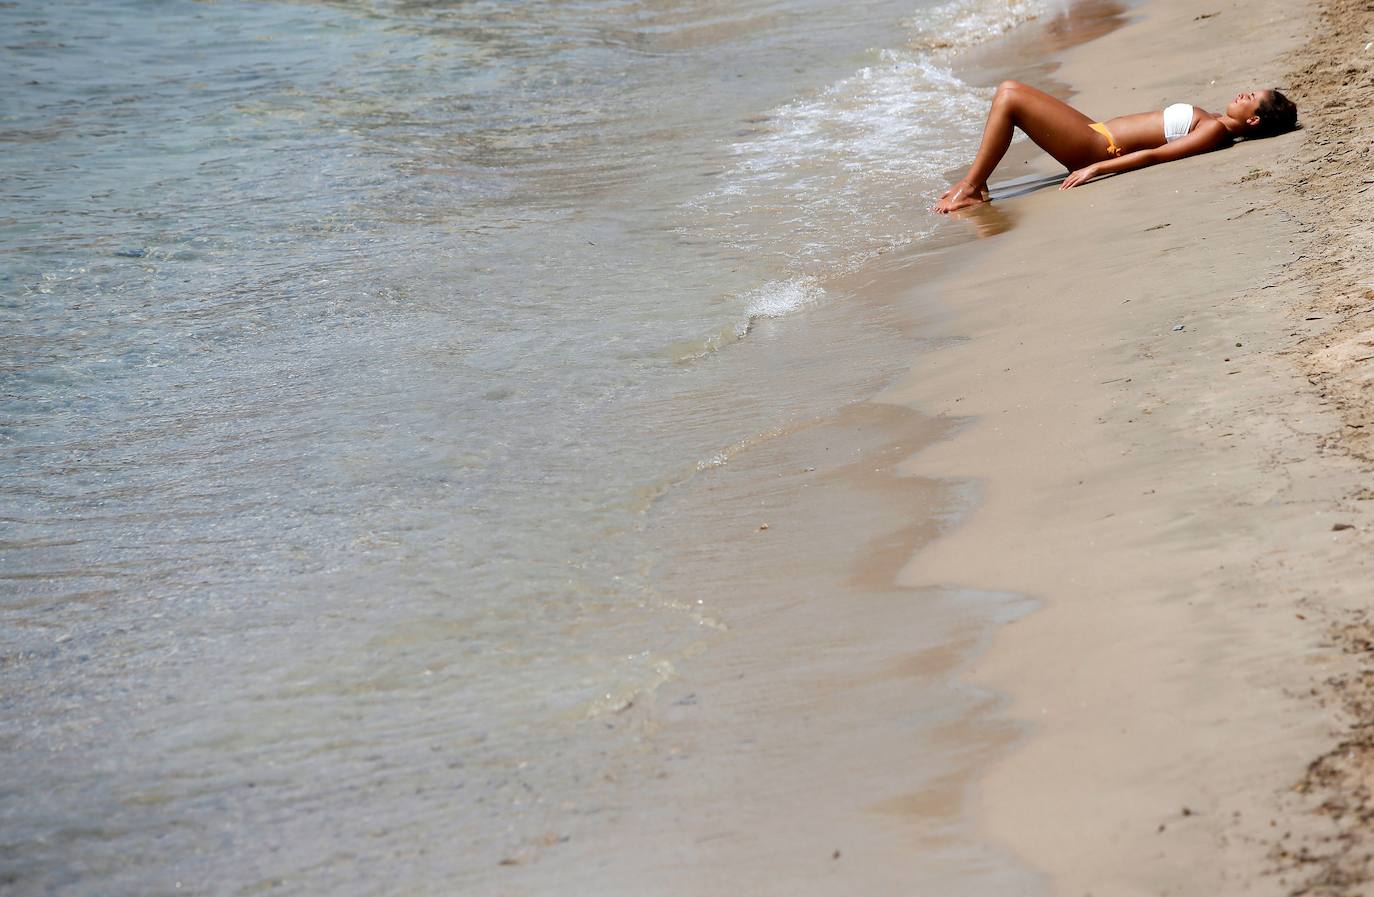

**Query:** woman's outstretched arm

left=1060, top=118, right=1228, bottom=189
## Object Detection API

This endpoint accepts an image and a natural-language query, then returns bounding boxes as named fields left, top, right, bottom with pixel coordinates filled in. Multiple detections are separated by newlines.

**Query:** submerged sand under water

left=0, top=0, right=1116, bottom=893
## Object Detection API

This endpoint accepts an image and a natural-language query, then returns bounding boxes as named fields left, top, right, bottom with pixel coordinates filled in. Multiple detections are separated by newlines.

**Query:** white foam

left=685, top=52, right=987, bottom=281
left=741, top=276, right=825, bottom=323
left=683, top=0, right=1072, bottom=303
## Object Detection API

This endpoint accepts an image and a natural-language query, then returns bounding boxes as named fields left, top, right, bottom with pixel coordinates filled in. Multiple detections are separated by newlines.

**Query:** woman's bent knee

left=993, top=81, right=1025, bottom=111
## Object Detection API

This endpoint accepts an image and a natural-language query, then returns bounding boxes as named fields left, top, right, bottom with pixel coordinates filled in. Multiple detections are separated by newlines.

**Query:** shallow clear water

left=2, top=0, right=1063, bottom=891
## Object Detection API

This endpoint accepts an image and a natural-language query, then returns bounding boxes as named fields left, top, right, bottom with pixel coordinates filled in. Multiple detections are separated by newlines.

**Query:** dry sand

left=1266, top=0, right=1374, bottom=889
left=891, top=0, right=1374, bottom=894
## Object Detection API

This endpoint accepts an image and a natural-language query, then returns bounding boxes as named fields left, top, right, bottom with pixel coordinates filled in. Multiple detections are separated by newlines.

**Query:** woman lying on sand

left=931, top=80, right=1297, bottom=213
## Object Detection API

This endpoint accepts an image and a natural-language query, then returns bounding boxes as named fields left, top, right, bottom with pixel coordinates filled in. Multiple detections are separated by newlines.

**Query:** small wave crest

left=907, top=0, right=1068, bottom=54
left=742, top=276, right=825, bottom=322
left=664, top=277, right=826, bottom=362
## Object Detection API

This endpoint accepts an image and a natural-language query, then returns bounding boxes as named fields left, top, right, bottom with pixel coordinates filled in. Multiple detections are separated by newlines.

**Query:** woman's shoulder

left=1191, top=115, right=1232, bottom=143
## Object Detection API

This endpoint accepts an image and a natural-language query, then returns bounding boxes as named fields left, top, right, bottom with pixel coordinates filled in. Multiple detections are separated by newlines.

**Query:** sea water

left=2, top=0, right=1066, bottom=892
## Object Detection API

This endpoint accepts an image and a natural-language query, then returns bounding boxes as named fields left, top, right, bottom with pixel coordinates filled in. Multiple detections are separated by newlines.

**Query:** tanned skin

left=931, top=81, right=1271, bottom=213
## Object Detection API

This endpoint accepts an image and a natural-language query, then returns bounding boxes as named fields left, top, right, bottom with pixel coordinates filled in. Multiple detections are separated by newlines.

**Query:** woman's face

left=1228, top=89, right=1269, bottom=123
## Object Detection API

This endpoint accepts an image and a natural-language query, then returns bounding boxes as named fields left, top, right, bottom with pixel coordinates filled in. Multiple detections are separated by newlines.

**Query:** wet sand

left=479, top=6, right=1144, bottom=895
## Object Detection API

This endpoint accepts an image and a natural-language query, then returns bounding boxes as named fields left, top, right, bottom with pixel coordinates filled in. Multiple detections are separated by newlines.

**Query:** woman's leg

left=933, top=80, right=1108, bottom=212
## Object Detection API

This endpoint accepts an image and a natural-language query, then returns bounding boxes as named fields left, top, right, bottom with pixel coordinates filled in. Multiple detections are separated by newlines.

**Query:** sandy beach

left=897, top=0, right=1374, bottom=893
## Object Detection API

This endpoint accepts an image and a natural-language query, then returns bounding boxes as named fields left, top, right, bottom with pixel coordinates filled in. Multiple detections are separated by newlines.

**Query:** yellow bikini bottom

left=1090, top=121, right=1123, bottom=157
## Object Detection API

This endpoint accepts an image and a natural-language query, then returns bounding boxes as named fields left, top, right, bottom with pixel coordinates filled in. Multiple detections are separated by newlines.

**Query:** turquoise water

left=1, top=0, right=1063, bottom=892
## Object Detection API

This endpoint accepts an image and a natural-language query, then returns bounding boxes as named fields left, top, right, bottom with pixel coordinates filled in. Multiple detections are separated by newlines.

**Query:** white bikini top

left=1163, top=103, right=1194, bottom=143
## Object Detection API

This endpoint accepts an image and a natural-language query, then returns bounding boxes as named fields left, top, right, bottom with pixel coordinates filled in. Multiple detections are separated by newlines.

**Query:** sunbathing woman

left=931, top=81, right=1297, bottom=213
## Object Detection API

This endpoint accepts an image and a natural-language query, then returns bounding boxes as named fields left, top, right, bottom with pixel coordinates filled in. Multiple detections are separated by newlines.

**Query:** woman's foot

left=930, top=180, right=990, bottom=213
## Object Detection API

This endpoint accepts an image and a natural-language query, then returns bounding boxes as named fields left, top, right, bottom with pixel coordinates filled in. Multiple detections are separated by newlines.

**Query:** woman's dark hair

left=1254, top=89, right=1298, bottom=138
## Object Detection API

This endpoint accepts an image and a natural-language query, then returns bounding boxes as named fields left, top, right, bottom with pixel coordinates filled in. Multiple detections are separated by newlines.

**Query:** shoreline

left=479, top=5, right=1152, bottom=894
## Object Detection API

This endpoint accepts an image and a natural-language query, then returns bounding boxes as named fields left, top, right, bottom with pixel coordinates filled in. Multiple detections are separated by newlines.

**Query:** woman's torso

left=1103, top=104, right=1210, bottom=154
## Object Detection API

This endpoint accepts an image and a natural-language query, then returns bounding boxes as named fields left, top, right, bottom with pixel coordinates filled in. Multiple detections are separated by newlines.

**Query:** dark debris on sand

left=1263, top=0, right=1374, bottom=894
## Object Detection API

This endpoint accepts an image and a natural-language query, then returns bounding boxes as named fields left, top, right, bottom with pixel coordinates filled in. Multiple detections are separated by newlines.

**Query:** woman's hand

left=1060, top=164, right=1099, bottom=189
